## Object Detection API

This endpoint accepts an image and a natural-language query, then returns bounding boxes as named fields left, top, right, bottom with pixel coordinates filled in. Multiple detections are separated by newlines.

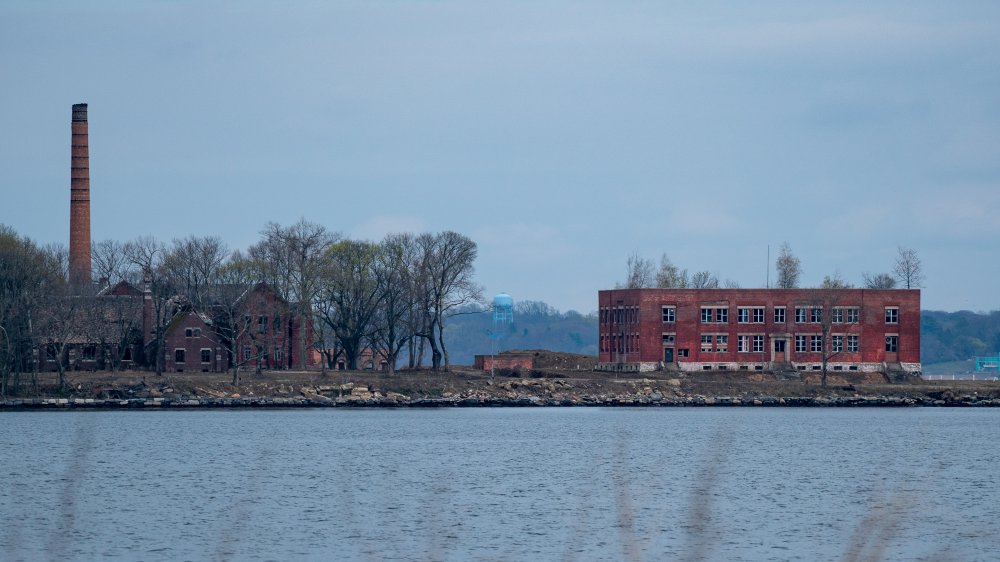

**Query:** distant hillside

left=921, top=310, right=1000, bottom=365
left=442, top=301, right=598, bottom=366
left=441, top=303, right=1000, bottom=367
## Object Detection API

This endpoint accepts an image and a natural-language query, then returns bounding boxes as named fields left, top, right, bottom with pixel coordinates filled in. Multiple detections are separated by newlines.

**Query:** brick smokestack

left=70, top=103, right=91, bottom=286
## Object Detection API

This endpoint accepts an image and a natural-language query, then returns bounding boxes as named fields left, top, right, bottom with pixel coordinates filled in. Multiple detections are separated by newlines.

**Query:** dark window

left=701, top=335, right=713, bottom=352
left=716, top=308, right=728, bottom=323
left=201, top=349, right=211, bottom=363
left=774, top=308, right=786, bottom=323
left=753, top=308, right=765, bottom=323
left=661, top=306, right=675, bottom=323
left=185, top=328, right=193, bottom=338
left=886, top=336, right=898, bottom=352
left=885, top=308, right=899, bottom=324
left=832, top=308, right=844, bottom=324
left=258, top=316, right=267, bottom=334
left=175, top=349, right=185, bottom=363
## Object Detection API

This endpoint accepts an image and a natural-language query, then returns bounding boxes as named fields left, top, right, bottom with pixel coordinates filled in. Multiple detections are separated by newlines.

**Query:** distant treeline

left=444, top=303, right=1000, bottom=366
left=921, top=310, right=1000, bottom=364
left=443, top=301, right=597, bottom=365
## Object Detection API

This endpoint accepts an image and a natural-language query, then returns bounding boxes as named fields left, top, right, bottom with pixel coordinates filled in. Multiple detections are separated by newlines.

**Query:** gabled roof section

left=97, top=280, right=142, bottom=297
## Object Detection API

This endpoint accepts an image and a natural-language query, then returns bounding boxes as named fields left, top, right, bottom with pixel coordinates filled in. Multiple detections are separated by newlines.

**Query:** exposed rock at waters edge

left=3, top=369, right=999, bottom=410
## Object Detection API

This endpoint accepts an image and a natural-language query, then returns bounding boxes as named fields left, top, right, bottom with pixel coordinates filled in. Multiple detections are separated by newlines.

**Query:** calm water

left=1, top=408, right=998, bottom=561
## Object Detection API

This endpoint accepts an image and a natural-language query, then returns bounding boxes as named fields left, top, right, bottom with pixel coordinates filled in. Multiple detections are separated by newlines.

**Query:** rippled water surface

left=2, top=408, right=999, bottom=561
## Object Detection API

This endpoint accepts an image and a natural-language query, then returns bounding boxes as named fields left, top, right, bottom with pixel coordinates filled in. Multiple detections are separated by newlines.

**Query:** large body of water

left=1, top=408, right=998, bottom=561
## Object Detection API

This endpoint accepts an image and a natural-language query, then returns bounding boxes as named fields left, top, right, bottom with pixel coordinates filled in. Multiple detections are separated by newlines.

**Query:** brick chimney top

left=72, top=103, right=88, bottom=122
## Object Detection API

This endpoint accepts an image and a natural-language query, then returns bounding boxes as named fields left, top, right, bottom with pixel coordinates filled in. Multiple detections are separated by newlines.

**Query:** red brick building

left=474, top=352, right=534, bottom=371
left=163, top=312, right=226, bottom=373
left=230, top=283, right=308, bottom=371
left=598, top=288, right=920, bottom=374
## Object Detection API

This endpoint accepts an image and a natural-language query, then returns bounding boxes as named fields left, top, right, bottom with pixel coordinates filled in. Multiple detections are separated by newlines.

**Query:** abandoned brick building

left=597, top=288, right=921, bottom=374
left=37, top=103, right=314, bottom=373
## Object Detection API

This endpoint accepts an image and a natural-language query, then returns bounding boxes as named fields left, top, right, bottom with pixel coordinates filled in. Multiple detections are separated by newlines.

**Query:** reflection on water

left=1, top=408, right=998, bottom=561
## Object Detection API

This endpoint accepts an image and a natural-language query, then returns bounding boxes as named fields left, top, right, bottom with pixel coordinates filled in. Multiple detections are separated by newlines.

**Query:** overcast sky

left=2, top=1, right=999, bottom=313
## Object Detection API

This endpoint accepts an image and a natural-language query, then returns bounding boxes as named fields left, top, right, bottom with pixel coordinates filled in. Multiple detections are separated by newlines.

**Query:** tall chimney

left=69, top=103, right=91, bottom=286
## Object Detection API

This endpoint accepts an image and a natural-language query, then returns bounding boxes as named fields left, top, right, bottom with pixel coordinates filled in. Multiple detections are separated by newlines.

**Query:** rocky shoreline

left=4, top=382, right=999, bottom=409
left=4, top=368, right=999, bottom=410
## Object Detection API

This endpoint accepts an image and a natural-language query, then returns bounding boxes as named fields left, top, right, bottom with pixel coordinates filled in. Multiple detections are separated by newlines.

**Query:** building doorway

left=664, top=347, right=674, bottom=363
left=773, top=339, right=787, bottom=362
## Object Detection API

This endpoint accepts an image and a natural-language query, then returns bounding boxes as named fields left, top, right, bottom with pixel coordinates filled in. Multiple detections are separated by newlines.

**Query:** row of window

left=173, top=347, right=288, bottom=363
left=605, top=305, right=902, bottom=325
left=599, top=333, right=639, bottom=354
left=247, top=315, right=283, bottom=334
left=599, top=307, right=639, bottom=325
left=681, top=334, right=899, bottom=354
left=666, top=305, right=895, bottom=324
left=699, top=334, right=766, bottom=353
left=174, top=348, right=214, bottom=364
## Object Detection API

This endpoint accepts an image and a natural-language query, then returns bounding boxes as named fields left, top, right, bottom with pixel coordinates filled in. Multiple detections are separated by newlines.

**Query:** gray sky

left=3, top=1, right=999, bottom=313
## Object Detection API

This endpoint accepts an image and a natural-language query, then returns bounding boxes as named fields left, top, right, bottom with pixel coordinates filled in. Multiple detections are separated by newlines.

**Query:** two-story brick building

left=597, top=288, right=920, bottom=374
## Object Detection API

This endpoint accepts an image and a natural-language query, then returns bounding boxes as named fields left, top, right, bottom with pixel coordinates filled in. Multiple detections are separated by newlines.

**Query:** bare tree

left=775, top=242, right=801, bottom=289
left=423, top=232, right=482, bottom=370
left=893, top=247, right=923, bottom=289
left=690, top=271, right=720, bottom=289
left=655, top=254, right=689, bottom=288
left=92, top=239, right=134, bottom=287
left=620, top=253, right=654, bottom=289
left=33, top=246, right=88, bottom=391
left=820, top=272, right=853, bottom=289
left=0, top=225, right=64, bottom=396
left=248, top=220, right=336, bottom=370
left=862, top=272, right=897, bottom=289
left=370, top=233, right=418, bottom=375
left=124, top=236, right=178, bottom=375
left=90, top=290, right=143, bottom=374
left=210, top=254, right=260, bottom=386
left=315, top=239, right=382, bottom=371
left=163, top=235, right=228, bottom=310
left=798, top=288, right=862, bottom=387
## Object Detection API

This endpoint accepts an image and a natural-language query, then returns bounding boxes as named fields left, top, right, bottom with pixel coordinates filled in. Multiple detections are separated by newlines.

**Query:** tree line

left=0, top=221, right=482, bottom=395
left=620, top=243, right=924, bottom=290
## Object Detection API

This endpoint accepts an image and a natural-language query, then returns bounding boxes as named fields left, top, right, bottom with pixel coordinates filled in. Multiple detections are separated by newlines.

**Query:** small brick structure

left=475, top=353, right=534, bottom=371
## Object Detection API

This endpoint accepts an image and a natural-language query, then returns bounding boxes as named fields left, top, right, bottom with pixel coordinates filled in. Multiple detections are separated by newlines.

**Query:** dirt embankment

left=3, top=364, right=1000, bottom=409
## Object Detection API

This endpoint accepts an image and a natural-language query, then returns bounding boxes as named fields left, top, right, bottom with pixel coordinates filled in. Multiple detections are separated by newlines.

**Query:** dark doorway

left=773, top=339, right=786, bottom=362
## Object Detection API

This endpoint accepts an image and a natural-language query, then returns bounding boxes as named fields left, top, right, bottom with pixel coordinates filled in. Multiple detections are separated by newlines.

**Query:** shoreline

left=4, top=394, right=999, bottom=410
left=3, top=367, right=999, bottom=410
